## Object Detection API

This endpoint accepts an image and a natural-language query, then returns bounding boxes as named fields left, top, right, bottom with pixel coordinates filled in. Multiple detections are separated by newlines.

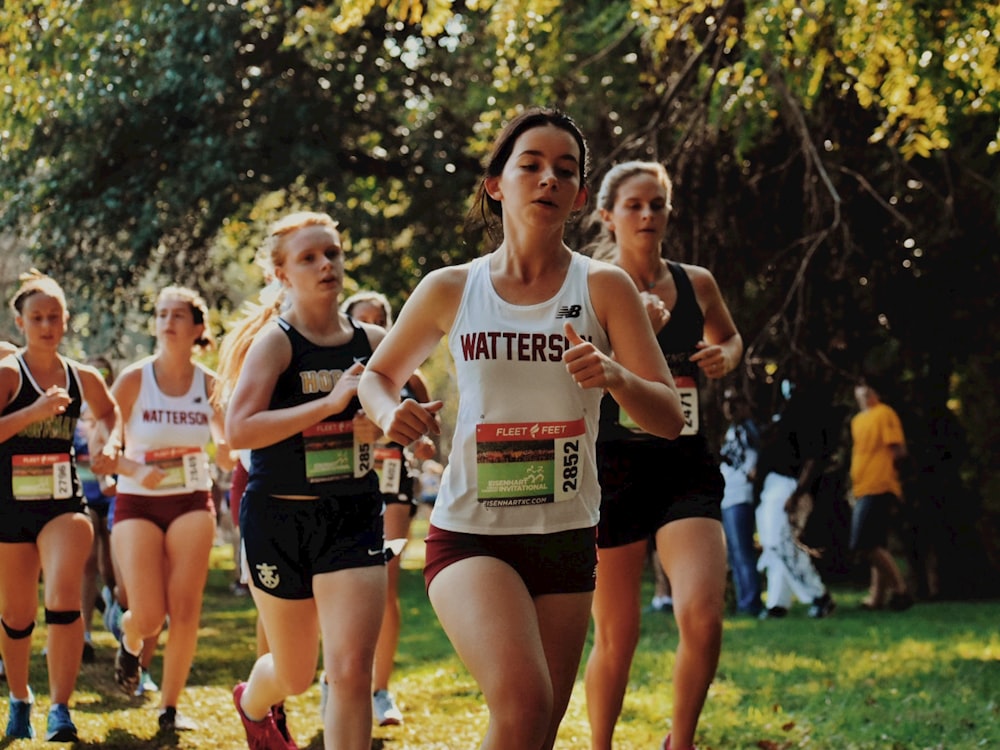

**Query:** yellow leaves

left=332, top=0, right=454, bottom=36
left=807, top=48, right=829, bottom=99
left=331, top=0, right=377, bottom=35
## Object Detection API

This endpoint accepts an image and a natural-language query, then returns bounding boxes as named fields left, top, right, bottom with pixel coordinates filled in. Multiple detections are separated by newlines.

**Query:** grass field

left=2, top=517, right=999, bottom=749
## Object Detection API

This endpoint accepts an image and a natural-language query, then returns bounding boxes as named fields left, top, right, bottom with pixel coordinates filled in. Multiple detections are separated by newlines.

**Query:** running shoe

left=45, top=703, right=78, bottom=742
left=372, top=689, right=403, bottom=726
left=158, top=706, right=199, bottom=732
left=135, top=668, right=160, bottom=697
left=272, top=702, right=293, bottom=745
left=114, top=643, right=141, bottom=695
left=5, top=690, right=34, bottom=739
left=808, top=592, right=837, bottom=619
left=758, top=606, right=789, bottom=619
left=233, top=682, right=297, bottom=750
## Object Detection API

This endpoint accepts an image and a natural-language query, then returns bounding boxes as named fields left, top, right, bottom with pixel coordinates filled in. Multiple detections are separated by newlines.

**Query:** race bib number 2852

left=474, top=419, right=585, bottom=507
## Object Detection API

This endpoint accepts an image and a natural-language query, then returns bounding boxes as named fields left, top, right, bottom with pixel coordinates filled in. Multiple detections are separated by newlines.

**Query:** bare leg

left=240, top=594, right=319, bottom=719
left=870, top=547, right=907, bottom=595
left=431, top=557, right=573, bottom=750
left=0, top=543, right=42, bottom=701
left=159, top=511, right=215, bottom=710
left=584, top=540, right=647, bottom=750
left=316, top=566, right=386, bottom=750
left=657, top=518, right=727, bottom=750
left=38, top=513, right=93, bottom=703
left=373, top=502, right=412, bottom=693
left=81, top=509, right=101, bottom=643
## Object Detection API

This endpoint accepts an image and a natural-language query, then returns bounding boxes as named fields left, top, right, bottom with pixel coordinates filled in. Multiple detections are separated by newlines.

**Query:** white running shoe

left=372, top=689, right=403, bottom=726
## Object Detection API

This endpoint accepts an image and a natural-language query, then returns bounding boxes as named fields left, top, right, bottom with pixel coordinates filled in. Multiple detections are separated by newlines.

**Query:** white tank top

left=116, top=358, right=214, bottom=496
left=432, top=252, right=611, bottom=535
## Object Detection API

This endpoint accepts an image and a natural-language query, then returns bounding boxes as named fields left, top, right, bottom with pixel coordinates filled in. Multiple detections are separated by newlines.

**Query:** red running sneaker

left=233, top=683, right=297, bottom=750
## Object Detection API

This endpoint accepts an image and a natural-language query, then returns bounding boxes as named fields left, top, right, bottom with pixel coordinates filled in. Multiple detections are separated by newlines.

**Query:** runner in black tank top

left=583, top=161, right=743, bottom=750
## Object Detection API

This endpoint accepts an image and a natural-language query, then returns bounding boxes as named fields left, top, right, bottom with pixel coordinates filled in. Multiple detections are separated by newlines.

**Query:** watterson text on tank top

left=141, top=409, right=209, bottom=425
left=459, top=331, right=591, bottom=362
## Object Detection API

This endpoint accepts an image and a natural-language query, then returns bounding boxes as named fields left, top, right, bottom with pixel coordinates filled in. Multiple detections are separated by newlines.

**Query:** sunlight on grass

left=4, top=546, right=1000, bottom=748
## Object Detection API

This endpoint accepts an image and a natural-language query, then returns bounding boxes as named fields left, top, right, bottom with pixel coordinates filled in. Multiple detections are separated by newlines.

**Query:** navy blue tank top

left=1, top=355, right=83, bottom=503
left=246, top=318, right=377, bottom=497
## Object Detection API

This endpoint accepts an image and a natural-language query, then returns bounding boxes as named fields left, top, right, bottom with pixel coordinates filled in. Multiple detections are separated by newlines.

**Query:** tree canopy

left=2, top=0, right=999, bottom=528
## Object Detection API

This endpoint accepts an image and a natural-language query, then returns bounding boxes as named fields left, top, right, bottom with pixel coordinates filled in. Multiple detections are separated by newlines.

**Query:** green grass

left=4, top=523, right=999, bottom=749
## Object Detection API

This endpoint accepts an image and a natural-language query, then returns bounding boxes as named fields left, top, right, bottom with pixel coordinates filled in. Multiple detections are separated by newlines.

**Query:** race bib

left=143, top=447, right=209, bottom=491
left=618, top=374, right=698, bottom=436
left=374, top=444, right=404, bottom=494
left=12, top=453, right=73, bottom=500
left=303, top=420, right=373, bottom=483
left=475, top=419, right=585, bottom=507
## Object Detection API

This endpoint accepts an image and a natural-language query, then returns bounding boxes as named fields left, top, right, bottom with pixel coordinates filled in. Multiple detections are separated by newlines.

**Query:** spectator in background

left=849, top=376, right=913, bottom=611
left=755, top=380, right=837, bottom=619
left=718, top=389, right=762, bottom=617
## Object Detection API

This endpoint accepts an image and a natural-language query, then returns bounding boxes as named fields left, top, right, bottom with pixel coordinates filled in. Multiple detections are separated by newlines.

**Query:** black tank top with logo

left=597, top=261, right=706, bottom=448
left=246, top=318, right=377, bottom=498
left=1, top=355, right=83, bottom=504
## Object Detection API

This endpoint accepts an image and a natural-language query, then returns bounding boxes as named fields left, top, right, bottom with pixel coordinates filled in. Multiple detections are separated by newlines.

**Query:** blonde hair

left=341, top=290, right=393, bottom=329
left=586, top=161, right=673, bottom=262
left=10, top=269, right=67, bottom=315
left=212, top=211, right=339, bottom=408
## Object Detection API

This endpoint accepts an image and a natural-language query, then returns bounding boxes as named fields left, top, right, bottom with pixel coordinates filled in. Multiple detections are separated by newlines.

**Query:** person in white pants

left=756, top=472, right=829, bottom=615
left=754, top=382, right=836, bottom=619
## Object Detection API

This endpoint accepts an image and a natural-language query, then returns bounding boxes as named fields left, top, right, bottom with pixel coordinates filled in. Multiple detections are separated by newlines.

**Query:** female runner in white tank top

left=109, top=286, right=233, bottom=731
left=359, top=108, right=685, bottom=750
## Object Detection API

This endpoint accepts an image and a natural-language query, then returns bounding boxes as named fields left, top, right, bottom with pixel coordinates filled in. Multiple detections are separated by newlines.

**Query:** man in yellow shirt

left=849, top=377, right=913, bottom=611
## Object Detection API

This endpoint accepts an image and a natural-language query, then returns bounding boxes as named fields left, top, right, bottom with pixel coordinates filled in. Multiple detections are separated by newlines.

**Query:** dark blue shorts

left=849, top=493, right=895, bottom=552
left=596, top=438, right=723, bottom=549
left=0, top=498, right=87, bottom=543
left=423, top=524, right=598, bottom=596
left=240, top=490, right=385, bottom=600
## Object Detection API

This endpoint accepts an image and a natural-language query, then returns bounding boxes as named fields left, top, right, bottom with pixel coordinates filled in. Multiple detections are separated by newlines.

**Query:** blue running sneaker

left=135, top=668, right=159, bottom=697
left=105, top=600, right=124, bottom=642
left=46, top=703, right=78, bottom=742
left=5, top=690, right=34, bottom=739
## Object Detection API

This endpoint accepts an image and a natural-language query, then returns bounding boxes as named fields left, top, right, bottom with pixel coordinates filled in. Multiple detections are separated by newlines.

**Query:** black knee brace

left=1, top=617, right=36, bottom=639
left=44, top=609, right=81, bottom=626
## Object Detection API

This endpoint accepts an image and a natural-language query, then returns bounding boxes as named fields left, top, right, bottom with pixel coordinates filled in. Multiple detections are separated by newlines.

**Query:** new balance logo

left=556, top=304, right=582, bottom=319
